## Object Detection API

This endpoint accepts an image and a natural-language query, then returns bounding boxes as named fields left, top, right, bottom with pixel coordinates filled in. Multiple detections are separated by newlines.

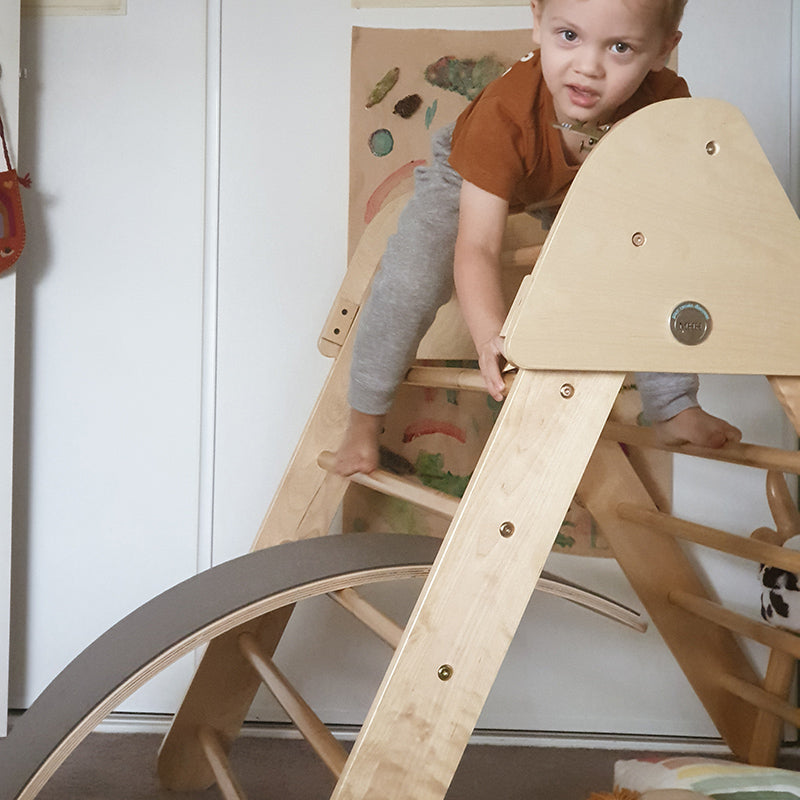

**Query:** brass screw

left=631, top=232, right=646, bottom=247
left=438, top=664, right=454, bottom=681
left=499, top=521, right=515, bottom=538
left=560, top=383, right=574, bottom=399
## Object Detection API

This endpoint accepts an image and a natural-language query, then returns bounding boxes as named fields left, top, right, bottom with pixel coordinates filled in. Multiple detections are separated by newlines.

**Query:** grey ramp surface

left=0, top=533, right=440, bottom=800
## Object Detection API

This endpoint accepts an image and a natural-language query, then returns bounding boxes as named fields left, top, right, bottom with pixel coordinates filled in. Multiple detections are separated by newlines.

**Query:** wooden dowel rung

left=197, top=726, right=248, bottom=800
left=317, top=451, right=460, bottom=520
left=603, top=421, right=800, bottom=475
left=237, top=632, right=348, bottom=779
left=720, top=673, right=800, bottom=728
left=670, top=589, right=800, bottom=660
left=618, top=503, right=800, bottom=572
left=328, top=588, right=403, bottom=649
left=403, top=365, right=516, bottom=395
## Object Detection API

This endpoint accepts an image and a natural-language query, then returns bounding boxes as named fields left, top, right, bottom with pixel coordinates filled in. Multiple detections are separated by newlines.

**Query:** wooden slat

left=617, top=503, right=800, bottom=573
left=317, top=451, right=460, bottom=519
left=331, top=370, right=624, bottom=800
left=403, top=365, right=515, bottom=395
left=669, top=590, right=800, bottom=660
left=603, top=421, right=800, bottom=475
left=749, top=650, right=797, bottom=765
left=769, top=376, right=800, bottom=435
left=197, top=726, right=247, bottom=800
left=578, top=440, right=762, bottom=763
left=673, top=584, right=797, bottom=765
left=502, top=98, right=800, bottom=376
left=154, top=535, right=437, bottom=793
left=328, top=588, right=404, bottom=649
left=238, top=632, right=349, bottom=778
left=720, top=673, right=800, bottom=729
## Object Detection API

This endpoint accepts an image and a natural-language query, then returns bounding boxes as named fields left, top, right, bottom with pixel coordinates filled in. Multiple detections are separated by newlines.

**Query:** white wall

left=7, top=0, right=800, bottom=741
left=0, top=0, right=22, bottom=737
left=11, top=1, right=207, bottom=710
left=215, top=0, right=799, bottom=737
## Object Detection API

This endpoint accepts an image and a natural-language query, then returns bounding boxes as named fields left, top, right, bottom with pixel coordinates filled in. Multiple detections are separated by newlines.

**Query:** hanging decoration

left=0, top=111, right=29, bottom=274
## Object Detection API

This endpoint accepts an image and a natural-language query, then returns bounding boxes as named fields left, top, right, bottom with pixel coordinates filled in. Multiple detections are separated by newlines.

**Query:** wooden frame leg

left=578, top=439, right=762, bottom=762
left=331, top=370, right=624, bottom=800
left=159, top=333, right=355, bottom=789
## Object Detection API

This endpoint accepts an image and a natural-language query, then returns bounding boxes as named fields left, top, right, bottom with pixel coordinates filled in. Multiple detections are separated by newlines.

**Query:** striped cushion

left=615, top=757, right=800, bottom=798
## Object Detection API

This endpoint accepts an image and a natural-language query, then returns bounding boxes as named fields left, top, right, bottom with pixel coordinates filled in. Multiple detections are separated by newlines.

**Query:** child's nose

left=574, top=46, right=604, bottom=77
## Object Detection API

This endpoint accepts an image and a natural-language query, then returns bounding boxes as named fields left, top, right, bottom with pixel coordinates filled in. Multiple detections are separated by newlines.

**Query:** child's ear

left=651, top=29, right=682, bottom=71
left=530, top=0, right=543, bottom=47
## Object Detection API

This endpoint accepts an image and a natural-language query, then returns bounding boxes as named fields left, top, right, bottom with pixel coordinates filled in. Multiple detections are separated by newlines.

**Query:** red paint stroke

left=403, top=419, right=467, bottom=444
left=364, top=159, right=426, bottom=224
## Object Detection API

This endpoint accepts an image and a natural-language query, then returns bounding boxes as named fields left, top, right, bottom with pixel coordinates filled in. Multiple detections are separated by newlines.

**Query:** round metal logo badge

left=670, top=302, right=712, bottom=346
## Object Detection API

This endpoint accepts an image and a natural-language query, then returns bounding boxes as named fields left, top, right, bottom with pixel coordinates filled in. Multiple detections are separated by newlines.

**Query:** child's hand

left=477, top=335, right=507, bottom=402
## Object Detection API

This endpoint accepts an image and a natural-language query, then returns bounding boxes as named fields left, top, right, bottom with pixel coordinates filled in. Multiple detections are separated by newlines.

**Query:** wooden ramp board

left=0, top=534, right=439, bottom=800
left=502, top=98, right=800, bottom=375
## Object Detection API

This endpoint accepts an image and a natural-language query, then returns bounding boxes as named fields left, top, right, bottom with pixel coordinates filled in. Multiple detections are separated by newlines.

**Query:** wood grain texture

left=579, top=442, right=762, bottom=763
left=503, top=98, right=800, bottom=375
left=331, top=370, right=623, bottom=800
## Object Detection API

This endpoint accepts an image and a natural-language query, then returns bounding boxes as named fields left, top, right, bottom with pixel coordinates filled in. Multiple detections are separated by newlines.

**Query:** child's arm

left=454, top=180, right=510, bottom=401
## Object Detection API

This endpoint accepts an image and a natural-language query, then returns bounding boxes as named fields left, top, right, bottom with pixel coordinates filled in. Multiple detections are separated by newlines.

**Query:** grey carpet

left=32, top=731, right=800, bottom=799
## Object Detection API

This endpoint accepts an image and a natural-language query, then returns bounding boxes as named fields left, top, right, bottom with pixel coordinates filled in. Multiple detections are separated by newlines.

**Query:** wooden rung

left=604, top=421, right=800, bottom=475
left=670, top=589, right=800, bottom=659
left=750, top=649, right=797, bottom=765
left=617, top=503, right=800, bottom=572
left=328, top=588, right=404, bottom=649
left=317, top=451, right=460, bottom=519
left=720, top=673, right=800, bottom=728
left=404, top=364, right=516, bottom=395
left=197, top=725, right=248, bottom=800
left=237, top=632, right=349, bottom=779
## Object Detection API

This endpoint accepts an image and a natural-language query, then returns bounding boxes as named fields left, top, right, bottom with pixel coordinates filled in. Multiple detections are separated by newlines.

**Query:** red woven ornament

left=0, top=112, right=28, bottom=273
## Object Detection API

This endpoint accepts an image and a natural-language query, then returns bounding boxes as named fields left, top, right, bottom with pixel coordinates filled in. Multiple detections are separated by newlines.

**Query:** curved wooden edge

left=0, top=534, right=440, bottom=800
left=318, top=192, right=412, bottom=356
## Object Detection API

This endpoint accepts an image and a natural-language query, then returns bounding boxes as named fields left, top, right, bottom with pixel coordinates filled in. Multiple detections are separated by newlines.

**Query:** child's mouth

left=567, top=84, right=599, bottom=108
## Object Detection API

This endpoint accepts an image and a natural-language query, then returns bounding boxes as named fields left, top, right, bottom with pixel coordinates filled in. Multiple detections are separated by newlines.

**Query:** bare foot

left=334, top=409, right=385, bottom=476
left=652, top=406, right=742, bottom=450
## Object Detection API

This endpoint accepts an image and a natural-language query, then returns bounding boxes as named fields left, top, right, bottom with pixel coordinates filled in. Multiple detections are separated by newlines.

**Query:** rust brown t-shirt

left=449, top=50, right=690, bottom=214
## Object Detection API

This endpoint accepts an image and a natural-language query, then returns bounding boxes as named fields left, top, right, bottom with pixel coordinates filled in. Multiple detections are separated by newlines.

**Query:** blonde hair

left=534, top=0, right=688, bottom=34
left=654, top=0, right=688, bottom=32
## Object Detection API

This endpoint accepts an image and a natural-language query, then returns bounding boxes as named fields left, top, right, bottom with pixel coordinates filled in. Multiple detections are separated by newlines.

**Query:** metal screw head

left=499, top=521, right=515, bottom=538
left=438, top=664, right=454, bottom=681
left=560, top=383, right=574, bottom=399
left=705, top=140, right=719, bottom=155
left=670, top=301, right=712, bottom=346
left=631, top=232, right=646, bottom=247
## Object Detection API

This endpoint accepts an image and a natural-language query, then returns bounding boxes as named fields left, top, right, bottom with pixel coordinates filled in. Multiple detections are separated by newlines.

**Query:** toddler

left=336, top=0, right=741, bottom=476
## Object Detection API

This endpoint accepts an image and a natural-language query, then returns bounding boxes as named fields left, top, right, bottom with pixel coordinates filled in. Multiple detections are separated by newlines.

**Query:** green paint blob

left=425, top=99, right=438, bottom=129
left=369, top=128, right=394, bottom=157
left=414, top=451, right=470, bottom=498
left=424, top=55, right=507, bottom=101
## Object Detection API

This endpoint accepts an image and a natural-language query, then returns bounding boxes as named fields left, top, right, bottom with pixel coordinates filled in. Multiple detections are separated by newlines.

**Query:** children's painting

left=343, top=28, right=672, bottom=556
left=349, top=27, right=532, bottom=260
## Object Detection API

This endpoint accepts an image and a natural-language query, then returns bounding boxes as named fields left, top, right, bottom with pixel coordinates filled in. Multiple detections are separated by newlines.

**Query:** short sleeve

left=449, top=97, right=529, bottom=202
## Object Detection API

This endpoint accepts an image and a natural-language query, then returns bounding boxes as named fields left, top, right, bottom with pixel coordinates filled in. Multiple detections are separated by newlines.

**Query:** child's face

left=531, top=0, right=681, bottom=126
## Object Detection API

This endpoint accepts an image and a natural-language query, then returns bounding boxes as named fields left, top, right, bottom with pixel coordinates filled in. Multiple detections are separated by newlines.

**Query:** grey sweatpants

left=349, top=123, right=699, bottom=424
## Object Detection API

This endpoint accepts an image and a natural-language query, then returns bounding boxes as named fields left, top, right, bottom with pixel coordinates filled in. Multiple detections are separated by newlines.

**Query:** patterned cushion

left=615, top=757, right=800, bottom=798
left=760, top=535, right=800, bottom=630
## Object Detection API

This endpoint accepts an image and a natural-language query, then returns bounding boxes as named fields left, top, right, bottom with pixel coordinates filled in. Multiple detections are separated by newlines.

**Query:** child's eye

left=612, top=41, right=631, bottom=54
left=559, top=29, right=578, bottom=43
